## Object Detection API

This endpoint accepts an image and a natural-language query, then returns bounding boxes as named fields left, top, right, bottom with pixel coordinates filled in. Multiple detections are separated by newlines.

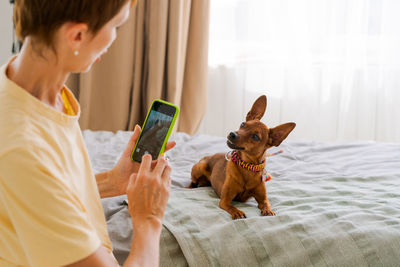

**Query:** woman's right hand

left=126, top=154, right=171, bottom=230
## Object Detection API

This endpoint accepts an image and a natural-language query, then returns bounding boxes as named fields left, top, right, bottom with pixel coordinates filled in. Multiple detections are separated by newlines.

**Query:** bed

left=83, top=130, right=400, bottom=267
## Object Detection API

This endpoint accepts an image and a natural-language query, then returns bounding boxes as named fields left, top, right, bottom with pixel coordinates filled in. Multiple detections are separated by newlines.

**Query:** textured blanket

left=84, top=131, right=400, bottom=267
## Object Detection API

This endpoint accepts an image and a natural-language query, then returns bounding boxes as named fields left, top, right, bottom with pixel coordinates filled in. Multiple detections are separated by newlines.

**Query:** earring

left=74, top=50, right=79, bottom=56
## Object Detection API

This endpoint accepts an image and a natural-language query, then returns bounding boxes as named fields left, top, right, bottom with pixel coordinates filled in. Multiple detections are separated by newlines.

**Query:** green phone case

left=130, top=99, right=180, bottom=162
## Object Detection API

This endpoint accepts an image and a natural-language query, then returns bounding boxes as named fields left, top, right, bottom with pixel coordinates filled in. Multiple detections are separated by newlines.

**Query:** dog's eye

left=252, top=134, right=260, bottom=141
left=240, top=122, right=246, bottom=128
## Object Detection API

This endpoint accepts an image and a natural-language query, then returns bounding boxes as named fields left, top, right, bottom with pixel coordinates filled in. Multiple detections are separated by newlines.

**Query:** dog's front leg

left=253, top=184, right=275, bottom=216
left=219, top=185, right=246, bottom=219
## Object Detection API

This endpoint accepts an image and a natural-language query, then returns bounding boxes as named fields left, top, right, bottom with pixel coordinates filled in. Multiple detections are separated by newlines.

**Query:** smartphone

left=130, top=99, right=179, bottom=162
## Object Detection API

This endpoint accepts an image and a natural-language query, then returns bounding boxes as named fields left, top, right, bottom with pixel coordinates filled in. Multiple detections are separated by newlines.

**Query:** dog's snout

left=228, top=132, right=238, bottom=141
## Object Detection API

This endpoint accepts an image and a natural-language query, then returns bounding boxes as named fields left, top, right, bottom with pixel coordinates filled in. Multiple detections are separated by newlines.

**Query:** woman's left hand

left=109, top=125, right=176, bottom=196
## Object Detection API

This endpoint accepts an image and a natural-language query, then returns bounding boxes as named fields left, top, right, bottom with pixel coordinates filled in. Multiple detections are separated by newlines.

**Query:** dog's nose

left=228, top=132, right=238, bottom=141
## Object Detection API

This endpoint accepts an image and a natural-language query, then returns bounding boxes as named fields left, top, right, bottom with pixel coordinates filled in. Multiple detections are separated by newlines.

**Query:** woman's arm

left=124, top=155, right=171, bottom=267
left=95, top=125, right=142, bottom=199
left=123, top=218, right=163, bottom=267
left=95, top=170, right=122, bottom=198
left=68, top=155, right=171, bottom=267
left=66, top=219, right=163, bottom=267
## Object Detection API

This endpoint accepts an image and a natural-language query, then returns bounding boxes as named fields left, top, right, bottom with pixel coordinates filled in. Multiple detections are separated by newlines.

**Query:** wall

left=0, top=1, right=14, bottom=64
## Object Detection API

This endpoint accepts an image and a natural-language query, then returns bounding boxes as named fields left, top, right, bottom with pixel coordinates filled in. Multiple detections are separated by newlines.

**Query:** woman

left=0, top=0, right=174, bottom=266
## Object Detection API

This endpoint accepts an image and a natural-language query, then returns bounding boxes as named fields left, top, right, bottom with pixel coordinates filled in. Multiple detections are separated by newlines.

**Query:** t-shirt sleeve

left=0, top=146, right=101, bottom=267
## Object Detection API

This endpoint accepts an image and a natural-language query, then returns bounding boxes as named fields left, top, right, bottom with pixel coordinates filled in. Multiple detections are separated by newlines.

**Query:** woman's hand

left=126, top=154, right=171, bottom=226
left=109, top=125, right=176, bottom=196
left=123, top=154, right=171, bottom=266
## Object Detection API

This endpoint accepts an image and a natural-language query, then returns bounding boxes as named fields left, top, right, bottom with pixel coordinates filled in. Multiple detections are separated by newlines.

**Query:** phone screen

left=131, top=101, right=176, bottom=162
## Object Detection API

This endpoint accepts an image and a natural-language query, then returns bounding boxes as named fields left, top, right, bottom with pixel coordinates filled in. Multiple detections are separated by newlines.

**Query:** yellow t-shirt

left=0, top=60, right=113, bottom=266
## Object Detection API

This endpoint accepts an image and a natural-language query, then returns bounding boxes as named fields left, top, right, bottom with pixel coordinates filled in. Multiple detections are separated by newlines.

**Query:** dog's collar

left=227, top=150, right=266, bottom=173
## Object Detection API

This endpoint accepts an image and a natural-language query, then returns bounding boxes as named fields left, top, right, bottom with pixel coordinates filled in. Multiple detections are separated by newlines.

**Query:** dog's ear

left=246, top=95, right=267, bottom=121
left=268, top=122, right=296, bottom=147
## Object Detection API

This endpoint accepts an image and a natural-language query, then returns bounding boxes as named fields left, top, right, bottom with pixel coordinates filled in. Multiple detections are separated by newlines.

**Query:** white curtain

left=198, top=0, right=400, bottom=142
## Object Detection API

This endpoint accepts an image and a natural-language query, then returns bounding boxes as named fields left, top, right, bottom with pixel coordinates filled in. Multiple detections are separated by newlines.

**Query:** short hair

left=13, top=0, right=134, bottom=47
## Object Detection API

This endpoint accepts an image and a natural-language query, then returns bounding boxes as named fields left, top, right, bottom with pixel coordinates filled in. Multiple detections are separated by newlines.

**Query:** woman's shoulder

left=0, top=107, right=55, bottom=160
left=0, top=123, right=45, bottom=159
left=0, top=65, right=39, bottom=132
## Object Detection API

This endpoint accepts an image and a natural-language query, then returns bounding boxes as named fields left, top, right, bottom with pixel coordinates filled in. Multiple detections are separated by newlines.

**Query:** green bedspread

left=161, top=175, right=400, bottom=267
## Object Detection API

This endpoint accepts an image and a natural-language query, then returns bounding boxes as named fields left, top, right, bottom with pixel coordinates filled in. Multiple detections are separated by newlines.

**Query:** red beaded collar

left=225, top=150, right=283, bottom=182
left=229, top=151, right=265, bottom=172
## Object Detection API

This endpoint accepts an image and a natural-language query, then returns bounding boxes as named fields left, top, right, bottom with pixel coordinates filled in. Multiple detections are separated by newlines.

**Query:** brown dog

left=188, top=95, right=296, bottom=219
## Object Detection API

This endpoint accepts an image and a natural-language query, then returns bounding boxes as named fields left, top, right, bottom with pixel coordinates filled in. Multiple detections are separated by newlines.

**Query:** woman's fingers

left=164, top=141, right=176, bottom=152
left=138, top=154, right=152, bottom=176
left=123, top=125, right=141, bottom=156
left=126, top=173, right=138, bottom=196
left=161, top=165, right=172, bottom=190
left=128, top=172, right=138, bottom=185
left=153, top=156, right=167, bottom=176
left=161, top=164, right=171, bottom=182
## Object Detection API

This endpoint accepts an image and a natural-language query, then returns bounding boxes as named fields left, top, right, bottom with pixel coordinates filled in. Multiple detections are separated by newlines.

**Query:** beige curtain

left=68, top=0, right=210, bottom=135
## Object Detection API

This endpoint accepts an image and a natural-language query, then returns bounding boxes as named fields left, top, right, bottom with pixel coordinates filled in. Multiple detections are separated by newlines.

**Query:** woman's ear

left=63, top=23, right=89, bottom=51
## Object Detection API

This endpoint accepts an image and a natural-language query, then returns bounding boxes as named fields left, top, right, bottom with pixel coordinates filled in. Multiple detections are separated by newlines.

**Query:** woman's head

left=13, top=0, right=135, bottom=72
left=14, top=0, right=133, bottom=47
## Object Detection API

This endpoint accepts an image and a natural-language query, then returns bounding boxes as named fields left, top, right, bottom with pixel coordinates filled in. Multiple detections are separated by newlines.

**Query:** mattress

left=83, top=130, right=400, bottom=267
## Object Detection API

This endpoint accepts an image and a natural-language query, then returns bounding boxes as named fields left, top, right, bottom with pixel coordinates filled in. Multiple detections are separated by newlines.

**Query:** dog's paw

left=231, top=209, right=247, bottom=220
left=261, top=209, right=276, bottom=216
